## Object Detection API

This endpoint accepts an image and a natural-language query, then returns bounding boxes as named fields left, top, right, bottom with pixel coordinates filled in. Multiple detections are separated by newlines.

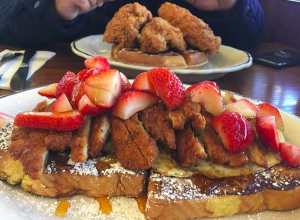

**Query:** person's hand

left=52, top=0, right=115, bottom=21
left=183, top=0, right=237, bottom=11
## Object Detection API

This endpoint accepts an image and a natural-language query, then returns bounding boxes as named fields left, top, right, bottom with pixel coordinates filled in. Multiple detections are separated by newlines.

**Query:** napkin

left=0, top=50, right=56, bottom=90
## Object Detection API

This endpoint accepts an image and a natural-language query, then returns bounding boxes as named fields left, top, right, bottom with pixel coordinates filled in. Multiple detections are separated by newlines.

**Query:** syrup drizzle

left=135, top=194, right=147, bottom=214
left=97, top=197, right=112, bottom=215
left=55, top=198, right=71, bottom=217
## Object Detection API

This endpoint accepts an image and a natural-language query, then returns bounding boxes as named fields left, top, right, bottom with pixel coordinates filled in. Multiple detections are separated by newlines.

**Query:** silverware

left=0, top=52, right=22, bottom=67
left=10, top=50, right=36, bottom=91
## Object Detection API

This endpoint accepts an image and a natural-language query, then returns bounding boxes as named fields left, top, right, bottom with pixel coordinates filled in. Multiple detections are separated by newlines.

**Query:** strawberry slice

left=256, top=116, right=280, bottom=151
left=258, top=103, right=284, bottom=131
left=120, top=72, right=132, bottom=94
left=14, top=110, right=83, bottom=131
left=187, top=81, right=224, bottom=116
left=38, top=83, right=58, bottom=99
left=0, top=112, right=13, bottom=129
left=71, top=81, right=85, bottom=107
left=78, top=95, right=109, bottom=116
left=147, top=68, right=185, bottom=109
left=203, top=81, right=221, bottom=95
left=56, top=71, right=79, bottom=100
left=132, top=72, right=157, bottom=95
left=225, top=98, right=259, bottom=119
left=84, top=56, right=110, bottom=70
left=84, top=69, right=122, bottom=107
left=112, top=91, right=160, bottom=120
left=53, top=94, right=73, bottom=113
left=211, top=112, right=255, bottom=153
left=280, top=142, right=300, bottom=167
left=77, top=69, right=88, bottom=81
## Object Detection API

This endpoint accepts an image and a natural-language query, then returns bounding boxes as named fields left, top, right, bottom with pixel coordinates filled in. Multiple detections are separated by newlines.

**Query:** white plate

left=71, top=35, right=252, bottom=82
left=0, top=87, right=299, bottom=220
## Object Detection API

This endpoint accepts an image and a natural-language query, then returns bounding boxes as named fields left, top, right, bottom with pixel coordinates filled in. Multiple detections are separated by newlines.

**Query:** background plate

left=0, top=87, right=299, bottom=220
left=71, top=35, right=252, bottom=83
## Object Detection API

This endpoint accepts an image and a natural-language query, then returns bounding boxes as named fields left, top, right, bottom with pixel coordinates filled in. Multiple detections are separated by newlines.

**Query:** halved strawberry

left=78, top=95, right=109, bottom=116
left=84, top=69, right=122, bottom=107
left=120, top=72, right=132, bottom=94
left=112, top=91, right=160, bottom=120
left=14, top=110, right=83, bottom=131
left=52, top=94, right=73, bottom=113
left=280, top=142, right=300, bottom=167
left=211, top=112, right=255, bottom=153
left=225, top=98, right=259, bottom=119
left=56, top=71, right=79, bottom=100
left=132, top=72, right=157, bottom=95
left=147, top=68, right=185, bottom=109
left=77, top=69, right=88, bottom=81
left=71, top=81, right=85, bottom=107
left=38, top=83, right=58, bottom=99
left=84, top=56, right=110, bottom=70
left=0, top=112, right=13, bottom=129
left=258, top=103, right=284, bottom=131
left=203, top=81, right=221, bottom=94
left=256, top=116, right=280, bottom=151
left=187, top=81, right=224, bottom=116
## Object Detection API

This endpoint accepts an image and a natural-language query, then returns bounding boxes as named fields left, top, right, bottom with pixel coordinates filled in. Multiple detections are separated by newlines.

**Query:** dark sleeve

left=0, top=0, right=89, bottom=47
left=194, top=0, right=265, bottom=48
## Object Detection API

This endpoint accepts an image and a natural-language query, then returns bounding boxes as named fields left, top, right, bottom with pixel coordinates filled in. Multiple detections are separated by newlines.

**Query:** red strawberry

left=14, top=110, right=83, bottom=131
left=280, top=142, right=300, bottom=167
left=78, top=95, right=109, bottom=116
left=187, top=81, right=224, bottom=116
left=211, top=112, right=255, bottom=153
left=0, top=112, right=13, bottom=129
left=258, top=103, right=284, bottom=131
left=56, top=71, right=79, bottom=100
left=77, top=69, right=88, bottom=81
left=203, top=81, right=221, bottom=94
left=147, top=68, right=185, bottom=109
left=256, top=116, right=280, bottom=151
left=225, top=98, right=259, bottom=119
left=71, top=81, right=85, bottom=107
left=112, top=91, right=160, bottom=120
left=52, top=94, right=73, bottom=113
left=84, top=69, right=122, bottom=107
left=120, top=72, right=132, bottom=94
left=84, top=56, right=110, bottom=70
left=132, top=72, right=157, bottom=95
left=38, top=83, right=58, bottom=99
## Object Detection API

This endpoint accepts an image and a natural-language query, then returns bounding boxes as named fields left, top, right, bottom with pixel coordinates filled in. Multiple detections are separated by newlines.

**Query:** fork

left=0, top=52, right=22, bottom=79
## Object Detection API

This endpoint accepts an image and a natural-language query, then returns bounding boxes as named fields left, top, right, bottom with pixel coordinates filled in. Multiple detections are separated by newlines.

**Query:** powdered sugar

left=0, top=120, right=13, bottom=151
left=67, top=158, right=99, bottom=176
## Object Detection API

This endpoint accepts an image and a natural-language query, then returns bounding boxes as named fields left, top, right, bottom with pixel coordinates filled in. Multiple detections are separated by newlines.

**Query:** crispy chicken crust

left=103, top=3, right=152, bottom=48
left=139, top=17, right=187, bottom=54
left=158, top=2, right=221, bottom=55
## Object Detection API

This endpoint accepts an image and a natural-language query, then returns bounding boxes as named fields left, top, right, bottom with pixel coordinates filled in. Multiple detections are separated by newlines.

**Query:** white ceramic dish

left=71, top=35, right=252, bottom=82
left=0, top=87, right=299, bottom=220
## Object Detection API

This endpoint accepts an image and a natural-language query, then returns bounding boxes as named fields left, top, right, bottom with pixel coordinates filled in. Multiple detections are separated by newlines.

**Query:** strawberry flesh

left=71, top=81, right=85, bottom=107
left=120, top=72, right=132, bottom=94
left=77, top=69, right=88, bottom=81
left=52, top=94, right=73, bottom=113
left=132, top=72, right=157, bottom=95
left=83, top=84, right=116, bottom=108
left=256, top=116, right=280, bottom=151
left=84, top=56, right=110, bottom=70
left=112, top=91, right=160, bottom=120
left=280, top=142, right=300, bottom=167
left=78, top=95, right=109, bottom=116
left=225, top=98, right=259, bottom=119
left=14, top=111, right=83, bottom=131
left=38, top=83, right=58, bottom=99
left=56, top=71, right=79, bottom=100
left=211, top=112, right=255, bottom=153
left=258, top=103, right=284, bottom=131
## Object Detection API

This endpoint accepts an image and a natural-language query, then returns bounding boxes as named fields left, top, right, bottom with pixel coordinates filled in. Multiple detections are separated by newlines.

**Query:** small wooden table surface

left=0, top=42, right=299, bottom=117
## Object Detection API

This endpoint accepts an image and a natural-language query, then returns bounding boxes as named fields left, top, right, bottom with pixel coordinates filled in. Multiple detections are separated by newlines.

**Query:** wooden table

left=0, top=42, right=299, bottom=117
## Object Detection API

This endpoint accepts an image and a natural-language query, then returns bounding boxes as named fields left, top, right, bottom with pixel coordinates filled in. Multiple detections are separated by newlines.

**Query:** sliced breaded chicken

left=45, top=130, right=72, bottom=152
left=141, top=103, right=176, bottom=149
left=112, top=114, right=158, bottom=172
left=176, top=126, right=207, bottom=167
left=247, top=141, right=268, bottom=168
left=89, top=114, right=111, bottom=158
left=69, top=115, right=92, bottom=162
left=228, top=151, right=249, bottom=167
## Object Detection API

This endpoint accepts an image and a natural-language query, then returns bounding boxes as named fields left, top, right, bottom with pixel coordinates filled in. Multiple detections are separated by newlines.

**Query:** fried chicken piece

left=45, top=130, right=72, bottom=152
left=228, top=151, right=249, bottom=167
left=69, top=115, right=92, bottom=163
left=139, top=17, right=187, bottom=54
left=88, top=114, right=111, bottom=158
left=9, top=127, right=32, bottom=160
left=103, top=3, right=152, bottom=48
left=158, top=2, right=221, bottom=55
left=111, top=114, right=158, bottom=172
left=247, top=141, right=268, bottom=168
left=176, top=127, right=207, bottom=167
left=141, top=103, right=176, bottom=149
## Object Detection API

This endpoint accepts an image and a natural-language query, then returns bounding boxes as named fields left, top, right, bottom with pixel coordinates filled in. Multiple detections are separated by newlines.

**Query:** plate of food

left=71, top=2, right=252, bottom=82
left=0, top=54, right=299, bottom=220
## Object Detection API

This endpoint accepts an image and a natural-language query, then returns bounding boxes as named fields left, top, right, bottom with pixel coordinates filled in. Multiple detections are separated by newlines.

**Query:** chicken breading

left=158, top=2, right=221, bottom=55
left=103, top=3, right=152, bottom=48
left=139, top=17, right=187, bottom=54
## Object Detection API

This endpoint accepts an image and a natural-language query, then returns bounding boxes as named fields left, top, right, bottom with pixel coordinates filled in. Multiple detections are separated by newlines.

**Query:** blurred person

left=0, top=0, right=264, bottom=48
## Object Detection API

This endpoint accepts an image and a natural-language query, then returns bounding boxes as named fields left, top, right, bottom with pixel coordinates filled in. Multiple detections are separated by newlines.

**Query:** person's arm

left=181, top=0, right=264, bottom=47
